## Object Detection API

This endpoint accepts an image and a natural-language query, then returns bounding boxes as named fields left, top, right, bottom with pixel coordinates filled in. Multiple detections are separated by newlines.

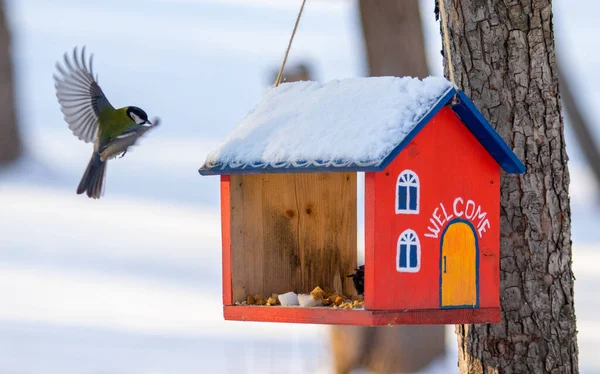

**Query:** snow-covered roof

left=199, top=76, right=525, bottom=175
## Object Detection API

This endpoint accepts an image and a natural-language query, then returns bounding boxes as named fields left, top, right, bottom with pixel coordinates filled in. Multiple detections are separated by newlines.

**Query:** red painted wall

left=365, top=106, right=500, bottom=311
left=220, top=175, right=233, bottom=306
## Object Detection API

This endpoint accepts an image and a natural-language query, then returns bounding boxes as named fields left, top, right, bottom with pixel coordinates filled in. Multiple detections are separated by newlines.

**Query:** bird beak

left=144, top=120, right=152, bottom=125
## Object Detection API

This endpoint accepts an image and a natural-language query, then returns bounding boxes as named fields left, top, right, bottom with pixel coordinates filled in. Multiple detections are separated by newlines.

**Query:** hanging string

left=438, top=0, right=456, bottom=88
left=274, top=0, right=307, bottom=87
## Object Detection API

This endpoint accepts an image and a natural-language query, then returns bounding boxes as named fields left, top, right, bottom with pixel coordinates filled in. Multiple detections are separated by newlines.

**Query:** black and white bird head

left=126, top=106, right=151, bottom=125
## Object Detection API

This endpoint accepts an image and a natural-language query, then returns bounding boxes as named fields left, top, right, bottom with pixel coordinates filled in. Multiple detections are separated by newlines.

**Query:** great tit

left=53, top=46, right=159, bottom=199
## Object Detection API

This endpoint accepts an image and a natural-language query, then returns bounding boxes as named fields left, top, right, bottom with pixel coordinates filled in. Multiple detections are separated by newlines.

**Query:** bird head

left=347, top=265, right=365, bottom=295
left=126, top=106, right=152, bottom=125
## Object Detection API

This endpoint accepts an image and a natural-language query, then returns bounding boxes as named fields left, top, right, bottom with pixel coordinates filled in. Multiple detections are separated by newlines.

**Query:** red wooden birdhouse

left=199, top=76, right=525, bottom=326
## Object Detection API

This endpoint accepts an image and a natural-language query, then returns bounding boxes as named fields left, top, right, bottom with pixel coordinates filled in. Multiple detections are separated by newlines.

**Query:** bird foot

left=119, top=150, right=127, bottom=158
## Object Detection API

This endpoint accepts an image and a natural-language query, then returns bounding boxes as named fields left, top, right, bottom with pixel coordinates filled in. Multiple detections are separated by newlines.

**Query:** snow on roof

left=200, top=76, right=453, bottom=173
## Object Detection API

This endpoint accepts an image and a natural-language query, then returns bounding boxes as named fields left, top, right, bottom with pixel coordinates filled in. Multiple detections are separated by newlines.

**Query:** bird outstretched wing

left=53, top=46, right=114, bottom=143
left=99, top=118, right=161, bottom=162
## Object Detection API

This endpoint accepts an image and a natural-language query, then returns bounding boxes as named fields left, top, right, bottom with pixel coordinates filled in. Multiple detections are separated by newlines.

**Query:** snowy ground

left=1, top=0, right=600, bottom=373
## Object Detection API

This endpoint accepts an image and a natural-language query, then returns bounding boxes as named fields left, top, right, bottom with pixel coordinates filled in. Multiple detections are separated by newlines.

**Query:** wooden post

left=437, top=0, right=579, bottom=372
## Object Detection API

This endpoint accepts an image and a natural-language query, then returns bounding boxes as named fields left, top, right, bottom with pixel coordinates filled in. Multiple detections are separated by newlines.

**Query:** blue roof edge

left=198, top=86, right=526, bottom=176
left=451, top=91, right=526, bottom=174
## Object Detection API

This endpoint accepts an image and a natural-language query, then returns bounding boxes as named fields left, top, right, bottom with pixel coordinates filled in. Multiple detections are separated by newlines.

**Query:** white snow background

left=1, top=0, right=599, bottom=373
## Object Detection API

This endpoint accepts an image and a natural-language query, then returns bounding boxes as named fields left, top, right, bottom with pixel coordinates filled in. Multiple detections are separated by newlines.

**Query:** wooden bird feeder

left=199, top=77, right=525, bottom=326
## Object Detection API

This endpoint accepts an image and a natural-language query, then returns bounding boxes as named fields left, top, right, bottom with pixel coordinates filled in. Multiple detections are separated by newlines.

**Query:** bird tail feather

left=77, top=152, right=107, bottom=199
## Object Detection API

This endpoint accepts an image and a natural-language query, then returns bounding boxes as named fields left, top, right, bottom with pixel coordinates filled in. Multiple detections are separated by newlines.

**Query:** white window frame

left=396, top=229, right=421, bottom=273
left=395, top=169, right=420, bottom=214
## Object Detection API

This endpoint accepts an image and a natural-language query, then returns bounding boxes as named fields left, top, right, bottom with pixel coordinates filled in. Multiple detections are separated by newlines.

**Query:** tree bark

left=436, top=0, right=579, bottom=372
left=329, top=2, right=445, bottom=374
left=0, top=0, right=20, bottom=165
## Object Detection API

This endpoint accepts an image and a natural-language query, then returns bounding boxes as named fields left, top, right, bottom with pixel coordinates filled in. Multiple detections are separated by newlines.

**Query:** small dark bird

left=53, top=46, right=160, bottom=199
left=347, top=265, right=364, bottom=295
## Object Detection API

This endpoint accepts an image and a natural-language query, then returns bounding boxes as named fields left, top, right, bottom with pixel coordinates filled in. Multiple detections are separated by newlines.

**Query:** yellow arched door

left=440, top=220, right=479, bottom=308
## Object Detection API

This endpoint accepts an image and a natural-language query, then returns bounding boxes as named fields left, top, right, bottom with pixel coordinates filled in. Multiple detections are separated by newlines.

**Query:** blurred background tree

left=329, top=1, right=445, bottom=374
left=0, top=0, right=20, bottom=166
left=558, top=64, right=600, bottom=195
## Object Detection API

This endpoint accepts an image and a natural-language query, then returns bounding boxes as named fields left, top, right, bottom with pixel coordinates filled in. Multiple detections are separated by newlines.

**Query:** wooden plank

left=226, top=306, right=375, bottom=325
left=229, top=173, right=357, bottom=302
left=220, top=175, right=233, bottom=305
left=230, top=173, right=265, bottom=301
left=293, top=173, right=357, bottom=295
left=223, top=305, right=500, bottom=325
left=261, top=173, right=299, bottom=297
left=369, top=307, right=500, bottom=325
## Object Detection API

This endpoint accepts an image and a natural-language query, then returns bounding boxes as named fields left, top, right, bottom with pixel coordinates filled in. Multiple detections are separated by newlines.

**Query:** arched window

left=396, top=170, right=419, bottom=214
left=397, top=229, right=421, bottom=273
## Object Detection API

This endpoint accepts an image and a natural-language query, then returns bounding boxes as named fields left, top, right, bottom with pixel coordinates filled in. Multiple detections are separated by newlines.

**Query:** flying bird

left=53, top=46, right=159, bottom=199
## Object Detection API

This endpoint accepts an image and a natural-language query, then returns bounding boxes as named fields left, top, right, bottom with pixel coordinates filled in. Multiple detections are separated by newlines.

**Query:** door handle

left=443, top=256, right=447, bottom=273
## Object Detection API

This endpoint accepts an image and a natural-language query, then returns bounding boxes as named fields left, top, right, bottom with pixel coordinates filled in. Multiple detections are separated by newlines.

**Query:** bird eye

left=130, top=112, right=144, bottom=125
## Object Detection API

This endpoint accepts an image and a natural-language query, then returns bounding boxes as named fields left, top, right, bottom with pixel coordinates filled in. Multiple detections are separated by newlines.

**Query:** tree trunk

left=436, top=0, right=579, bottom=372
left=0, top=0, right=20, bottom=165
left=329, top=2, right=445, bottom=374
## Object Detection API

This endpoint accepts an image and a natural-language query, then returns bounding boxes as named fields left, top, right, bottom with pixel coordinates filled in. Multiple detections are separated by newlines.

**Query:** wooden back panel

left=228, top=173, right=357, bottom=302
